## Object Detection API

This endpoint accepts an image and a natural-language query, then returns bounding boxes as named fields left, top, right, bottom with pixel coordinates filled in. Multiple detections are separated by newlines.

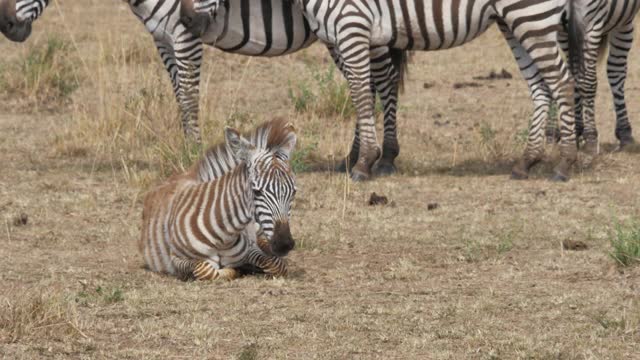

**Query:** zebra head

left=225, top=125, right=297, bottom=257
left=180, top=0, right=224, bottom=38
left=0, top=0, right=47, bottom=42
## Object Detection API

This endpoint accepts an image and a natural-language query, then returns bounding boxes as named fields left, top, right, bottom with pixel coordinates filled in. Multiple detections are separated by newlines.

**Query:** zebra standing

left=127, top=0, right=407, bottom=176
left=0, top=0, right=49, bottom=42
left=274, top=0, right=593, bottom=181
left=537, top=0, right=638, bottom=150
left=140, top=119, right=297, bottom=280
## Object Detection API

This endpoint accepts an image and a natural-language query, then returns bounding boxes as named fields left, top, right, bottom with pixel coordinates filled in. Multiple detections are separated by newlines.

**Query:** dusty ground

left=1, top=1, right=639, bottom=359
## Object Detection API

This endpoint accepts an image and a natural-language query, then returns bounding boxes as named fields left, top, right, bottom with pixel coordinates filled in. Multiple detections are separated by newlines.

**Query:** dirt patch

left=473, top=68, right=513, bottom=80
left=453, top=81, right=482, bottom=89
left=563, top=239, right=589, bottom=251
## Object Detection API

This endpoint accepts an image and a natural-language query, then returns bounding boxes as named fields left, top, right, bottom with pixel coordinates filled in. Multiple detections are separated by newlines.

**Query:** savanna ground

left=1, top=1, right=639, bottom=358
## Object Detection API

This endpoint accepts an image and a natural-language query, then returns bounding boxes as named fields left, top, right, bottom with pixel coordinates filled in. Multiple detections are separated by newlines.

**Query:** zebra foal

left=140, top=119, right=297, bottom=280
left=0, top=0, right=48, bottom=42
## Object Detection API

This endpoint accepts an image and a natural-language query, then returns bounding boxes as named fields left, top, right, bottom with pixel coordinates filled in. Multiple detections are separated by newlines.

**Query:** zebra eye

left=253, top=189, right=263, bottom=197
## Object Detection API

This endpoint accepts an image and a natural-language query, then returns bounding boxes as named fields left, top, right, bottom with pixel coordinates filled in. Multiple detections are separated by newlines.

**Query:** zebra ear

left=274, top=126, right=297, bottom=161
left=225, top=127, right=255, bottom=162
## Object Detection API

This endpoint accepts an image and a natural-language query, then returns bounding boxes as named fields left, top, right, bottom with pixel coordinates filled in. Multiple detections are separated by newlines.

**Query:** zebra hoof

left=615, top=136, right=636, bottom=152
left=350, top=170, right=371, bottom=182
left=550, top=172, right=569, bottom=182
left=373, top=162, right=397, bottom=176
left=510, top=159, right=531, bottom=180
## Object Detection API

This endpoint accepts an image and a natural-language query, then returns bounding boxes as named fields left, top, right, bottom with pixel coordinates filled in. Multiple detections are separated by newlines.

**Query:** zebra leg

left=159, top=28, right=204, bottom=143
left=498, top=24, right=551, bottom=179
left=244, top=249, right=288, bottom=278
left=575, top=43, right=601, bottom=159
left=607, top=23, right=636, bottom=149
left=336, top=35, right=380, bottom=181
left=171, top=255, right=239, bottom=281
left=371, top=47, right=401, bottom=176
left=510, top=29, right=577, bottom=181
left=328, top=46, right=362, bottom=173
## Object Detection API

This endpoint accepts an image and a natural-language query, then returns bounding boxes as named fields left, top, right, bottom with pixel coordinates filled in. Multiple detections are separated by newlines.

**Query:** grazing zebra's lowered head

left=0, top=0, right=48, bottom=42
left=223, top=123, right=298, bottom=257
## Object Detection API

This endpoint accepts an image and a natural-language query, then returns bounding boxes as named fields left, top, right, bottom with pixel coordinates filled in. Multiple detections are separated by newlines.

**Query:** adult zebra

left=0, top=0, right=48, bottom=42
left=280, top=0, right=597, bottom=181
left=191, top=0, right=595, bottom=181
left=140, top=118, right=297, bottom=280
left=127, top=0, right=406, bottom=176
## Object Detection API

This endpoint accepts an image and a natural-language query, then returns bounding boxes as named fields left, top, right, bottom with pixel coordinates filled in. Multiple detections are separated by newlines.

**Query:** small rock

left=12, top=213, right=28, bottom=226
left=368, top=192, right=389, bottom=206
left=562, top=239, right=588, bottom=251
left=427, top=203, right=439, bottom=211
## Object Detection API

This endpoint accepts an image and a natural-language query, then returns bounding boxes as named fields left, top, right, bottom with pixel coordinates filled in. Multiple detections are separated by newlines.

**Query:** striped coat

left=140, top=119, right=297, bottom=280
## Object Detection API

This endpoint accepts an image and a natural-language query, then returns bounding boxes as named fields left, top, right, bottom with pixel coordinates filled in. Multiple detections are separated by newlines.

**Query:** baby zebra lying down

left=140, top=119, right=298, bottom=280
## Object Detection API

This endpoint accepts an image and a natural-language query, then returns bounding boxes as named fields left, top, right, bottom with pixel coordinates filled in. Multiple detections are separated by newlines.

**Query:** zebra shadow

left=600, top=142, right=640, bottom=154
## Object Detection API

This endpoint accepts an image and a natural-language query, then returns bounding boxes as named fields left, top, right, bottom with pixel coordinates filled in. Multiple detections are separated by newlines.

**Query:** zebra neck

left=204, top=162, right=254, bottom=241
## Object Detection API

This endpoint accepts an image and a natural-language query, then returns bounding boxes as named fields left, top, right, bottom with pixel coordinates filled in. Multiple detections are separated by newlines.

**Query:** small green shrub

left=1, top=37, right=80, bottom=106
left=291, top=141, right=318, bottom=173
left=609, top=221, right=640, bottom=267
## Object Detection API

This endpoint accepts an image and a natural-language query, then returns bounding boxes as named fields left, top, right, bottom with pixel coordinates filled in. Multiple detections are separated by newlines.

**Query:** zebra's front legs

left=171, top=255, right=239, bottom=281
left=174, top=32, right=204, bottom=143
left=339, top=39, right=380, bottom=181
left=608, top=23, right=636, bottom=149
left=245, top=238, right=288, bottom=277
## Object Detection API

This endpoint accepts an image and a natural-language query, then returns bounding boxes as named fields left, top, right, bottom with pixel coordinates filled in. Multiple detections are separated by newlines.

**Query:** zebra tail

left=390, top=49, right=411, bottom=93
left=567, top=0, right=586, bottom=77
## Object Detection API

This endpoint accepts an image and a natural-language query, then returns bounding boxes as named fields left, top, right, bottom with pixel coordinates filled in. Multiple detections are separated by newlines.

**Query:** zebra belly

left=383, top=0, right=495, bottom=51
left=203, top=0, right=316, bottom=56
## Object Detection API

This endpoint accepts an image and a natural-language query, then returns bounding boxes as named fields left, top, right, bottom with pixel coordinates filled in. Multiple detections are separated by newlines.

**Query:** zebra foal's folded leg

left=244, top=247, right=288, bottom=278
left=171, top=255, right=239, bottom=281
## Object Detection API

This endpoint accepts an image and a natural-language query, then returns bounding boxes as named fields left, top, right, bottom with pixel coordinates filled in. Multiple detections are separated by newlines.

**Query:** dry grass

left=0, top=0, right=639, bottom=358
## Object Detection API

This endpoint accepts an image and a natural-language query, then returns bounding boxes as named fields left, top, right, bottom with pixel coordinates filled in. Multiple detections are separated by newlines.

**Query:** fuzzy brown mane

left=190, top=117, right=296, bottom=182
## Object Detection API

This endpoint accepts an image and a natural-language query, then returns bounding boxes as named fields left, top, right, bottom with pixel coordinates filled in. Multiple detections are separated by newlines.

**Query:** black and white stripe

left=128, top=0, right=406, bottom=176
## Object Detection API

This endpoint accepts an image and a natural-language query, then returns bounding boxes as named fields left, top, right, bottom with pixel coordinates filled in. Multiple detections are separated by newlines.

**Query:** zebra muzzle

left=270, top=221, right=295, bottom=257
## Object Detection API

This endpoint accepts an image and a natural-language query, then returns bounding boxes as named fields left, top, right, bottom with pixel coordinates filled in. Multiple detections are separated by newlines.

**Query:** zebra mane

left=193, top=118, right=295, bottom=182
